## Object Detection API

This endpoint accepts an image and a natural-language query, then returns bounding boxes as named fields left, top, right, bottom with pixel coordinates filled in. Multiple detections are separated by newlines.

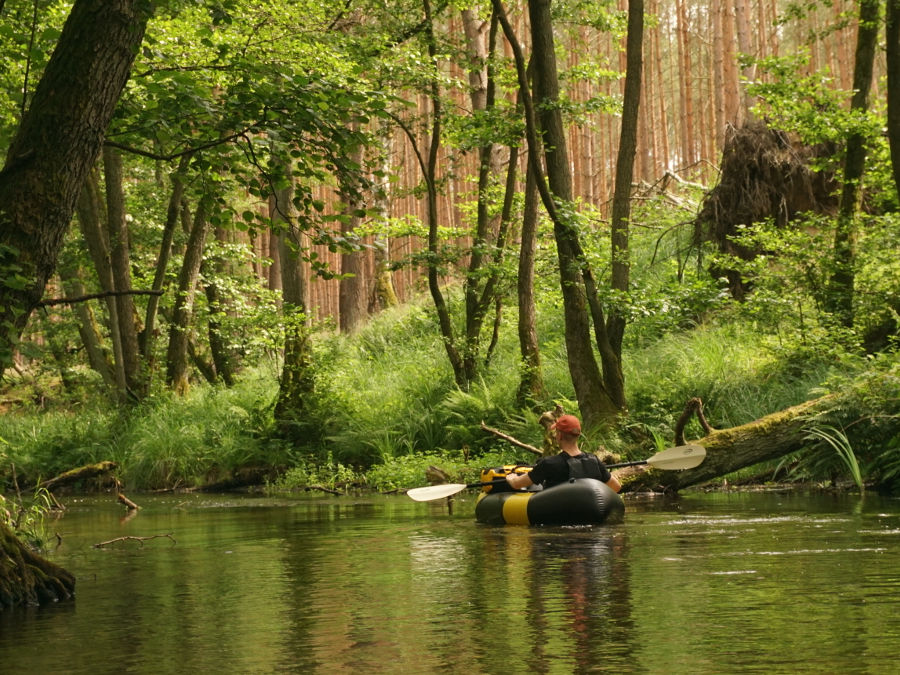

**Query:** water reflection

left=1, top=492, right=899, bottom=673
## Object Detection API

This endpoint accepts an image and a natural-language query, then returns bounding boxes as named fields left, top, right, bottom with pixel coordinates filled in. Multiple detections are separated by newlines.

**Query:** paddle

left=406, top=443, right=706, bottom=502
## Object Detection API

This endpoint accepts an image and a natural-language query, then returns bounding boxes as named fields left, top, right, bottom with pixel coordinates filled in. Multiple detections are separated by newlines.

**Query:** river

left=1, top=489, right=898, bottom=673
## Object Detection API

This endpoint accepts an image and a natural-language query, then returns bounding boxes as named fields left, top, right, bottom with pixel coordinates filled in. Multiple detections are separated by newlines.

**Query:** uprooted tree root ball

left=694, top=120, right=839, bottom=299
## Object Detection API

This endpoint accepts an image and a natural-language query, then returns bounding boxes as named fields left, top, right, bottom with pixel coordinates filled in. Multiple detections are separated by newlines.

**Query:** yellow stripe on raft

left=501, top=492, right=532, bottom=525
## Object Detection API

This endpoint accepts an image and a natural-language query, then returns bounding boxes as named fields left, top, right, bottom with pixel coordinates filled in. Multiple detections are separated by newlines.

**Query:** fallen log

left=619, top=396, right=831, bottom=493
left=38, top=460, right=118, bottom=491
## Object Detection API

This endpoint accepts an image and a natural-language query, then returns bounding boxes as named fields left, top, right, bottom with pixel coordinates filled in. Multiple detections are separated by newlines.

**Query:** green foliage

left=803, top=424, right=863, bottom=491
left=0, top=487, right=54, bottom=549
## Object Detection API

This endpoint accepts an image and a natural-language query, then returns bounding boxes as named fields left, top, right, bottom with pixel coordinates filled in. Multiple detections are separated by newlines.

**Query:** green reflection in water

left=0, top=491, right=898, bottom=674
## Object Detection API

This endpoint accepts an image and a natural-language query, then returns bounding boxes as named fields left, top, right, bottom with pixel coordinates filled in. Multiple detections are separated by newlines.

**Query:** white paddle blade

left=646, top=443, right=706, bottom=470
left=406, top=483, right=469, bottom=502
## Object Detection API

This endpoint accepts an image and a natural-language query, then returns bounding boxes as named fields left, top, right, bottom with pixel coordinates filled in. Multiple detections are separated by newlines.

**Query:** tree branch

left=39, top=289, right=163, bottom=307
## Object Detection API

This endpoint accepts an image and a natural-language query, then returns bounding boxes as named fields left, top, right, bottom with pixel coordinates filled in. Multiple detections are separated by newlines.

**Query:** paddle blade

left=645, top=443, right=706, bottom=470
left=406, top=483, right=469, bottom=502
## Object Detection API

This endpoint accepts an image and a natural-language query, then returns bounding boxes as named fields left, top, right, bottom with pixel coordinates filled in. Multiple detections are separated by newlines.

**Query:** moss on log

left=38, top=460, right=118, bottom=491
left=0, top=521, right=75, bottom=610
left=620, top=396, right=831, bottom=493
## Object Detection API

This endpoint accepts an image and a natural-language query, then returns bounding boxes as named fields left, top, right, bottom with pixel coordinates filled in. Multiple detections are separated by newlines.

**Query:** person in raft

left=505, top=414, right=622, bottom=493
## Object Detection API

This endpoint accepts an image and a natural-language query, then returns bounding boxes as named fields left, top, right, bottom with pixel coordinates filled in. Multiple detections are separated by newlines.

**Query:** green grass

left=1, top=284, right=892, bottom=494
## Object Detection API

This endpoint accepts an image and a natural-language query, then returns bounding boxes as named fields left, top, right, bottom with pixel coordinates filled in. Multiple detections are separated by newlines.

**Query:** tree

left=0, top=0, right=153, bottom=374
left=888, top=0, right=900, bottom=198
left=826, top=0, right=881, bottom=328
left=0, top=0, right=153, bottom=610
left=493, top=0, right=640, bottom=427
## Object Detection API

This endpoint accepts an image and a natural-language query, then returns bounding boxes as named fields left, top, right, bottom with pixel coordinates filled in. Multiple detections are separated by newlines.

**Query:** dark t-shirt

left=528, top=451, right=611, bottom=488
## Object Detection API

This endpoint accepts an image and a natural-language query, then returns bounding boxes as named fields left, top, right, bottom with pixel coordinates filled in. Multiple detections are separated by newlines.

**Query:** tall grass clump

left=312, top=295, right=552, bottom=466
left=623, top=320, right=846, bottom=443
left=0, top=406, right=119, bottom=485
left=115, top=373, right=283, bottom=489
left=0, top=369, right=285, bottom=491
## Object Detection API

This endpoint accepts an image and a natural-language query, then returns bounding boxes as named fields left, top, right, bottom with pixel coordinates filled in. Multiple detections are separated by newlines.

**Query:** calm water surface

left=1, top=489, right=899, bottom=674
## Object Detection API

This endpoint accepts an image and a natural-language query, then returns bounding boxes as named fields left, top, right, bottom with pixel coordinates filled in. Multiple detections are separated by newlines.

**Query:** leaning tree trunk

left=1, top=522, right=76, bottom=610
left=0, top=0, right=152, bottom=373
left=0, top=0, right=152, bottom=609
left=618, top=397, right=828, bottom=492
left=166, top=194, right=210, bottom=394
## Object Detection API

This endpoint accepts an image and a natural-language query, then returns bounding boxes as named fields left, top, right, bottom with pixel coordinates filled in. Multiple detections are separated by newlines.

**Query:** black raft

left=473, top=466, right=625, bottom=526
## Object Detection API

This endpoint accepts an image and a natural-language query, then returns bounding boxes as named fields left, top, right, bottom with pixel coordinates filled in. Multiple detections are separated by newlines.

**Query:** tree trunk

left=76, top=171, right=129, bottom=398
left=0, top=0, right=152, bottom=374
left=604, top=0, right=643, bottom=411
left=202, top=227, right=236, bottom=386
left=888, top=0, right=900, bottom=199
left=57, top=261, right=116, bottom=388
left=142, top=156, right=188, bottom=362
left=826, top=0, right=880, bottom=328
left=103, top=146, right=144, bottom=398
left=527, top=0, right=618, bottom=427
left=422, top=0, right=466, bottom=388
left=166, top=195, right=210, bottom=394
left=516, top=161, right=546, bottom=407
left=370, top=122, right=398, bottom=313
left=1, top=521, right=76, bottom=610
left=271, top=168, right=316, bottom=436
left=619, top=397, right=827, bottom=493
left=338, top=138, right=368, bottom=334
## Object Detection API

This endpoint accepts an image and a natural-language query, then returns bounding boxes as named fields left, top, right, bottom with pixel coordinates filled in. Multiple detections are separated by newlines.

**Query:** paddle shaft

left=466, top=460, right=642, bottom=489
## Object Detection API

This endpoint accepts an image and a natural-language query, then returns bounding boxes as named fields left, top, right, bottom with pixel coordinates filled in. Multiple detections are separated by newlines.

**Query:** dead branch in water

left=93, top=533, right=176, bottom=548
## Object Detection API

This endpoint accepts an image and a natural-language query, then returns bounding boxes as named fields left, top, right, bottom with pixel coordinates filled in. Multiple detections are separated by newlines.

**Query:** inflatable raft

left=474, top=477, right=625, bottom=526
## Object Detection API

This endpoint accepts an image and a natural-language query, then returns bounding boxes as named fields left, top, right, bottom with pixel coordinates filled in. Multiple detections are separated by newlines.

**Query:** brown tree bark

left=166, top=194, right=210, bottom=394
left=338, top=138, right=368, bottom=333
left=826, top=0, right=880, bottom=328
left=889, top=0, right=900, bottom=199
left=516, top=161, right=546, bottom=407
left=57, top=261, right=116, bottom=388
left=103, top=146, right=145, bottom=398
left=142, top=156, right=188, bottom=362
left=619, top=397, right=828, bottom=493
left=0, top=0, right=153, bottom=374
left=525, top=0, right=619, bottom=426
left=1, top=522, right=75, bottom=610
left=202, top=227, right=236, bottom=386
left=273, top=179, right=316, bottom=433
left=76, top=170, right=129, bottom=397
left=604, top=0, right=644, bottom=410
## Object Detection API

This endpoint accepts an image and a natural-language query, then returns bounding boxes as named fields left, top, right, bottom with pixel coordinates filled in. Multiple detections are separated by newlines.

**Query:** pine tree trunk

left=338, top=139, right=368, bottom=334
left=888, top=0, right=900, bottom=199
